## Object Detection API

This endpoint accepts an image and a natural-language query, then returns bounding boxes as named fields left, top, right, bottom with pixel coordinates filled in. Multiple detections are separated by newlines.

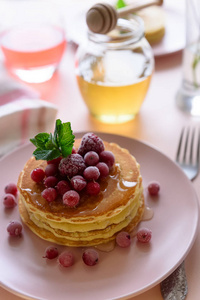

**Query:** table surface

left=1, top=0, right=200, bottom=299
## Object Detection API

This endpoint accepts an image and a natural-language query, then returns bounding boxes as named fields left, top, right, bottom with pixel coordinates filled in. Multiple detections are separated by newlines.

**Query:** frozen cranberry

left=116, top=231, right=131, bottom=248
left=7, top=221, right=22, bottom=237
left=63, top=190, right=80, bottom=207
left=41, top=188, right=57, bottom=202
left=137, top=228, right=152, bottom=243
left=45, top=164, right=58, bottom=177
left=96, top=162, right=109, bottom=178
left=99, top=151, right=115, bottom=169
left=43, top=246, right=59, bottom=259
left=71, top=175, right=87, bottom=191
left=56, top=180, right=71, bottom=196
left=4, top=183, right=18, bottom=196
left=44, top=176, right=59, bottom=188
left=58, top=251, right=75, bottom=267
left=84, top=151, right=99, bottom=166
left=47, top=157, right=62, bottom=166
left=86, top=181, right=100, bottom=196
left=82, top=249, right=99, bottom=266
left=78, top=133, right=105, bottom=156
left=148, top=181, right=160, bottom=196
left=31, top=168, right=45, bottom=183
left=83, top=166, right=100, bottom=181
left=3, top=194, right=17, bottom=208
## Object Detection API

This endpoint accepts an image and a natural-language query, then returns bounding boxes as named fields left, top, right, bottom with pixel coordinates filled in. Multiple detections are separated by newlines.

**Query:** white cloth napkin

left=0, top=78, right=58, bottom=157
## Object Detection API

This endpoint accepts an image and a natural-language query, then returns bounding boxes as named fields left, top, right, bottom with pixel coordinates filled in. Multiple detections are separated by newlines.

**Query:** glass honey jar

left=75, top=16, right=154, bottom=124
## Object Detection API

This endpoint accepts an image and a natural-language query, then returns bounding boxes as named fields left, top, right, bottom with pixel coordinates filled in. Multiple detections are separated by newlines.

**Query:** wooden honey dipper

left=86, top=0, right=163, bottom=34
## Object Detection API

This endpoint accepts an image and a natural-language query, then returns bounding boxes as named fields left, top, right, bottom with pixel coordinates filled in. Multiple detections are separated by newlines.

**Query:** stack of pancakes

left=17, top=140, right=144, bottom=247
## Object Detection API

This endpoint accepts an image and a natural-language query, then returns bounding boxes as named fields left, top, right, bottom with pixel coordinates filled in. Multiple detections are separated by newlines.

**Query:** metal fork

left=160, top=127, right=200, bottom=300
left=176, top=127, right=200, bottom=180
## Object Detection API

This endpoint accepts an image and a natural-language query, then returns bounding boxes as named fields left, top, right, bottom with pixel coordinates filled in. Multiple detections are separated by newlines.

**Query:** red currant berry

left=3, top=194, right=17, bottom=208
left=31, top=168, right=45, bottom=183
left=4, top=183, right=18, bottom=196
left=7, top=221, right=22, bottom=237
left=83, top=166, right=100, bottom=181
left=45, top=164, right=58, bottom=177
left=116, top=231, right=131, bottom=248
left=43, top=246, right=59, bottom=259
left=137, top=228, right=152, bottom=243
left=63, top=190, right=80, bottom=207
left=82, top=249, right=99, bottom=266
left=44, top=176, right=59, bottom=188
left=47, top=157, right=62, bottom=166
left=86, top=181, right=100, bottom=196
left=84, top=151, right=99, bottom=166
left=99, top=151, right=115, bottom=169
left=41, top=188, right=57, bottom=202
left=148, top=181, right=160, bottom=196
left=56, top=180, right=71, bottom=196
left=96, top=162, right=109, bottom=178
left=58, top=251, right=75, bottom=267
left=71, top=175, right=87, bottom=191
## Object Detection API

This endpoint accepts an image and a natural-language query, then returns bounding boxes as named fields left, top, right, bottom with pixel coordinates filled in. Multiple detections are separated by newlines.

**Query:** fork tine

left=176, top=127, right=184, bottom=162
left=197, top=129, right=200, bottom=166
left=183, top=127, right=189, bottom=163
left=189, top=128, right=195, bottom=164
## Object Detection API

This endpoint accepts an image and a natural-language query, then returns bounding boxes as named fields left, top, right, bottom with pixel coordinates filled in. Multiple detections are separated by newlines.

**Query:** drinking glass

left=176, top=0, right=200, bottom=115
left=0, top=0, right=66, bottom=83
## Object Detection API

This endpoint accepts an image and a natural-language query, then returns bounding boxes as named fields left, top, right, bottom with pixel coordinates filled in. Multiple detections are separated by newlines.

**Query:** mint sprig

left=115, top=0, right=127, bottom=9
left=30, top=119, right=75, bottom=161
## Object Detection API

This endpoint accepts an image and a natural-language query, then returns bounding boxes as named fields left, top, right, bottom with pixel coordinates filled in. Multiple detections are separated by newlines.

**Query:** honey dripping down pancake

left=17, top=121, right=145, bottom=247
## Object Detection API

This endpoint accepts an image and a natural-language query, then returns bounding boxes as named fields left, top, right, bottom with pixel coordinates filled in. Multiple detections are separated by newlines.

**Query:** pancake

left=17, top=140, right=145, bottom=247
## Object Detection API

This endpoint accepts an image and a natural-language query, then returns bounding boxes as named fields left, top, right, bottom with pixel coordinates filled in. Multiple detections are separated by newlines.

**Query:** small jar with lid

left=75, top=16, right=154, bottom=124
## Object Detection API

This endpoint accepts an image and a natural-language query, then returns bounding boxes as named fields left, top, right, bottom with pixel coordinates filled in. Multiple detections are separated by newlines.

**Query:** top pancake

left=17, top=140, right=141, bottom=223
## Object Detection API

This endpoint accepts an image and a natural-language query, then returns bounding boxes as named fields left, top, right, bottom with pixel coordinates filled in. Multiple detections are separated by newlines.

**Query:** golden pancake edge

left=17, top=140, right=145, bottom=247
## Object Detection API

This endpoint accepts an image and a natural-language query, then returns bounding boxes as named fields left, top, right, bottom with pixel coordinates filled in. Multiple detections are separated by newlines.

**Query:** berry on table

left=3, top=194, right=17, bottom=208
left=4, top=183, right=18, bottom=196
left=7, top=221, right=22, bottom=237
left=86, top=181, right=100, bottom=196
left=59, top=154, right=86, bottom=177
left=43, top=246, right=59, bottom=259
left=63, top=190, right=80, bottom=207
left=116, top=231, right=131, bottom=248
left=82, top=248, right=99, bottom=266
left=147, top=181, right=160, bottom=196
left=137, top=228, right=152, bottom=243
left=78, top=133, right=105, bottom=156
left=31, top=168, right=45, bottom=183
left=41, top=188, right=57, bottom=202
left=58, top=251, right=75, bottom=267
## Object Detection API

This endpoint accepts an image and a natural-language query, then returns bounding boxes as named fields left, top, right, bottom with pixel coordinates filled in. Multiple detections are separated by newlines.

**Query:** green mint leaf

left=33, top=148, right=61, bottom=161
left=30, top=133, right=50, bottom=148
left=116, top=0, right=127, bottom=9
left=30, top=119, right=75, bottom=160
left=57, top=121, right=75, bottom=157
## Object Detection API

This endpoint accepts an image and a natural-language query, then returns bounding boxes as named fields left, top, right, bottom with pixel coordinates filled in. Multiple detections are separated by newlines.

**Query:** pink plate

left=0, top=133, right=199, bottom=300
